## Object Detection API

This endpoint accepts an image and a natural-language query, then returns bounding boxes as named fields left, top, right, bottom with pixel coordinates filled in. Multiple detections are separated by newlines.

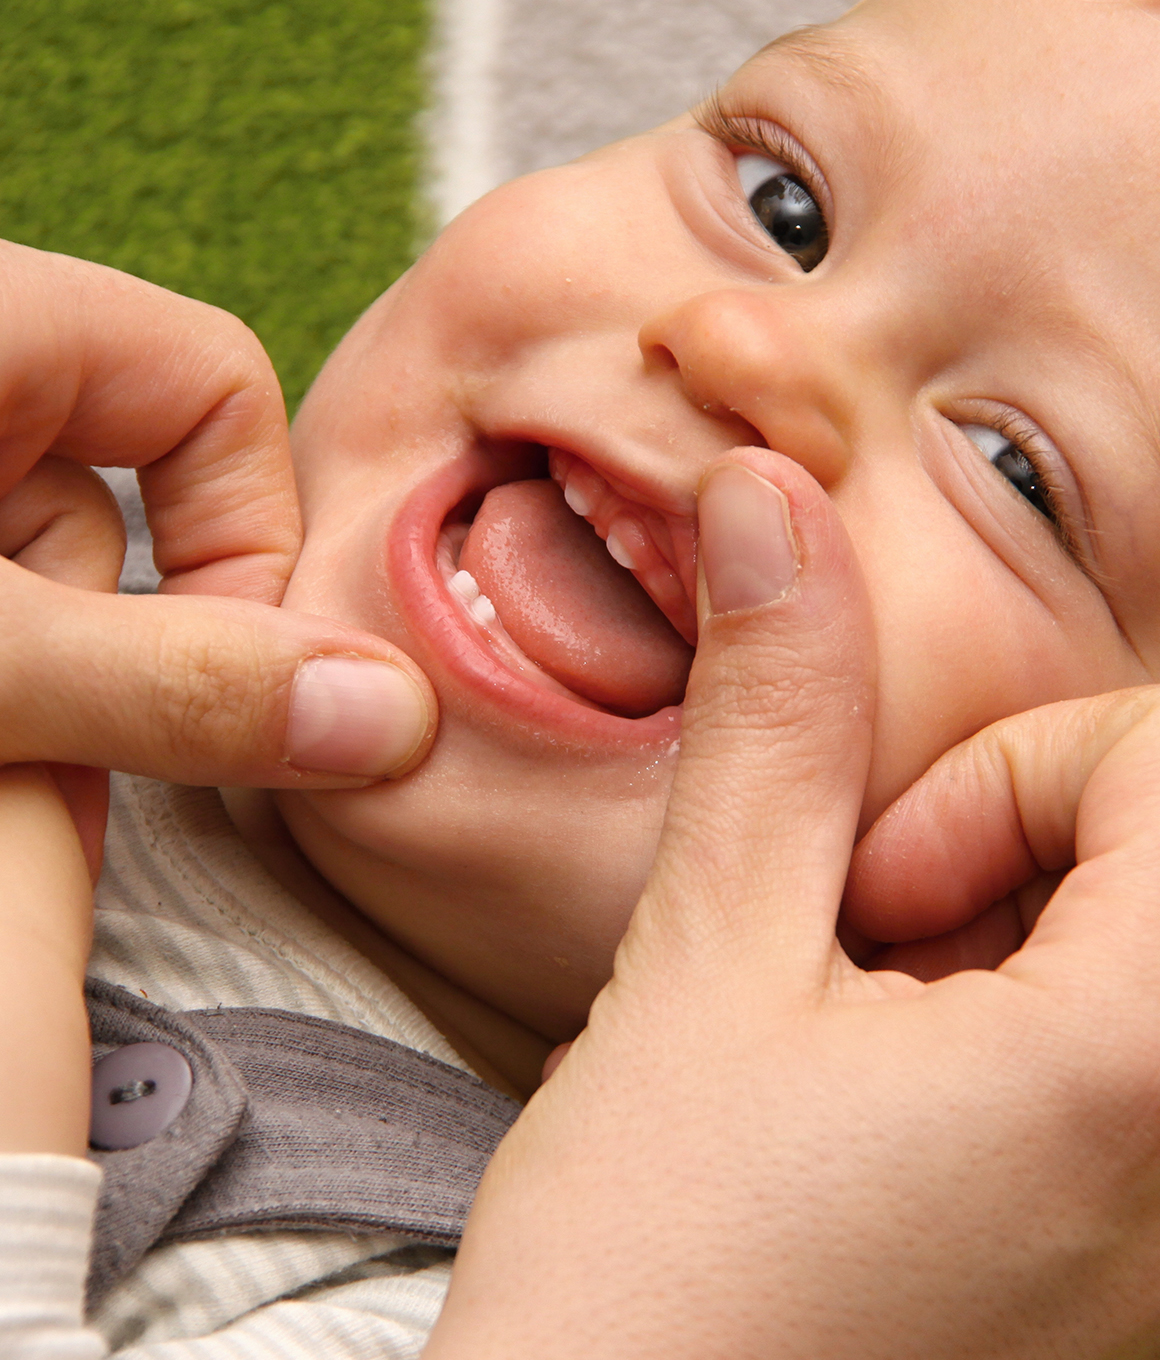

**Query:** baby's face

left=279, top=0, right=1160, bottom=1039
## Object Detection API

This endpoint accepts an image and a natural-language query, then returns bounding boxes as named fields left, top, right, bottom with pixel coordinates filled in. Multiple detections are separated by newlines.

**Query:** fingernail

left=287, top=657, right=429, bottom=777
left=699, top=465, right=798, bottom=615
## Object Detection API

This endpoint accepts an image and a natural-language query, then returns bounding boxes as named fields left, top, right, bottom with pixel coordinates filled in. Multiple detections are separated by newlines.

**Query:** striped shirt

left=1, top=774, right=467, bottom=1358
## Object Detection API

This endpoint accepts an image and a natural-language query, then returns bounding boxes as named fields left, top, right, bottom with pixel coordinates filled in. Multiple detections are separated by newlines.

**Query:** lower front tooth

left=450, top=569, right=481, bottom=601
left=605, top=527, right=636, bottom=570
left=470, top=593, right=497, bottom=625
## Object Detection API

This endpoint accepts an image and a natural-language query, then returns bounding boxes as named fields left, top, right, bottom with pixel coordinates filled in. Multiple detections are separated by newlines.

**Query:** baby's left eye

left=961, top=423, right=1057, bottom=524
left=735, top=153, right=828, bottom=272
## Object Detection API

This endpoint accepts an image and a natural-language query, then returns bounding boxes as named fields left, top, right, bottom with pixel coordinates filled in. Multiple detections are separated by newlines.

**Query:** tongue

left=460, top=479, right=693, bottom=717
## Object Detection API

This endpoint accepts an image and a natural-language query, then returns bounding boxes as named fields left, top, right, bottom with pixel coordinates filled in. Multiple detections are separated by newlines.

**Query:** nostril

left=639, top=339, right=680, bottom=374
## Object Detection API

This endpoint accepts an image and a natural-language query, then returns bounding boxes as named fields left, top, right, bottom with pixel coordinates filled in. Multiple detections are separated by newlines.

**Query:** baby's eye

left=735, top=153, right=828, bottom=272
left=960, top=423, right=1058, bottom=525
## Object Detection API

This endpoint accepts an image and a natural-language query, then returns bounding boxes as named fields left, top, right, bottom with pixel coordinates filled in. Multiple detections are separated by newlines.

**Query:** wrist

left=0, top=946, right=90, bottom=1155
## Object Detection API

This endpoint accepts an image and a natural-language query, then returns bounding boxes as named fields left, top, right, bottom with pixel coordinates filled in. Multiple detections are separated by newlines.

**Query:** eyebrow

left=751, top=24, right=885, bottom=104
left=724, top=22, right=907, bottom=185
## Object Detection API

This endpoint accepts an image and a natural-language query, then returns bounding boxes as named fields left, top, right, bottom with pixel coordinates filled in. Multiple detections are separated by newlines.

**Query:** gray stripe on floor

left=432, top=0, right=850, bottom=221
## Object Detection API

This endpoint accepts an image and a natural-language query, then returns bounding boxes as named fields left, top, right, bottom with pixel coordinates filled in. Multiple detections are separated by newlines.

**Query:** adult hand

left=426, top=451, right=1160, bottom=1359
left=0, top=242, right=435, bottom=803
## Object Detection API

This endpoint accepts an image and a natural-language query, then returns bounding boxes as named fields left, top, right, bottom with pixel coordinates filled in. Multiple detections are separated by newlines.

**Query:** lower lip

left=389, top=453, right=683, bottom=747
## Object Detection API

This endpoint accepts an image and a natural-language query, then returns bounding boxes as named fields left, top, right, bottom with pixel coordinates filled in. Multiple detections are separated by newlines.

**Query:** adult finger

left=0, top=244, right=297, bottom=604
left=0, top=457, right=128, bottom=877
left=625, top=450, right=875, bottom=996
left=1018, top=703, right=1160, bottom=995
left=845, top=687, right=1159, bottom=941
left=0, top=563, right=437, bottom=787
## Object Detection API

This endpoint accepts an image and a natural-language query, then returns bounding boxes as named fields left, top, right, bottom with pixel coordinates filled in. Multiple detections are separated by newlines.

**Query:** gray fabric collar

left=86, top=978, right=521, bottom=1309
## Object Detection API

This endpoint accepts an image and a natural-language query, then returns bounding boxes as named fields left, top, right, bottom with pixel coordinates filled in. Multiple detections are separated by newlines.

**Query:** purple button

left=90, top=1042, right=193, bottom=1150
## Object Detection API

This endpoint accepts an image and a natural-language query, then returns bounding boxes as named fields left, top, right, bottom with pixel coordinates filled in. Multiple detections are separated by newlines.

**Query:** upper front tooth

left=449, top=569, right=481, bottom=601
left=563, top=479, right=595, bottom=518
left=605, top=527, right=636, bottom=570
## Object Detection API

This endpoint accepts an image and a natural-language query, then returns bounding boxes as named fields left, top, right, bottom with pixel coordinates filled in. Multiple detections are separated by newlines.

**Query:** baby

left=9, top=0, right=1160, bottom=1351
left=274, top=0, right=1154, bottom=1035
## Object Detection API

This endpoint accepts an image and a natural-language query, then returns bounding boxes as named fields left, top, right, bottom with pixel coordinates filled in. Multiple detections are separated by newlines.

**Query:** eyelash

left=694, top=97, right=826, bottom=227
left=972, top=411, right=1081, bottom=559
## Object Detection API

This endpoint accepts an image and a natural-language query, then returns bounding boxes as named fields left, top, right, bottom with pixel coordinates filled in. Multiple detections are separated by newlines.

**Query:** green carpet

left=0, top=0, right=429, bottom=411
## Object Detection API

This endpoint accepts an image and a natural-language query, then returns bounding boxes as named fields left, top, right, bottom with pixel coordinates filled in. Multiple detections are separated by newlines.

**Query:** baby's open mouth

left=435, top=449, right=697, bottom=719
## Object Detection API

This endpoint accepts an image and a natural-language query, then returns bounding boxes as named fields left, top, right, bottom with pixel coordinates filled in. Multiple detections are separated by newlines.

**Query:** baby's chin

left=275, top=711, right=674, bottom=1036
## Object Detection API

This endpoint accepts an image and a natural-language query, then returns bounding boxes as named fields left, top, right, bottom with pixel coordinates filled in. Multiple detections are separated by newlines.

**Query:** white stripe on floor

left=429, top=0, right=508, bottom=224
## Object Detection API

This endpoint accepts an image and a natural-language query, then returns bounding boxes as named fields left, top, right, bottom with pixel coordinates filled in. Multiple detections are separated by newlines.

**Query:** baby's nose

left=638, top=288, right=854, bottom=491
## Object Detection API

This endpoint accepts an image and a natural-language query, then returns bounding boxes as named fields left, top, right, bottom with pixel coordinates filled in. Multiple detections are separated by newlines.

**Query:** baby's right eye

left=736, top=153, right=829, bottom=272
left=960, top=423, right=1059, bottom=527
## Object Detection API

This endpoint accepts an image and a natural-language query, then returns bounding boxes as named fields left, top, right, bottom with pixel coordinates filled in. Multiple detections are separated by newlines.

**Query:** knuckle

left=152, top=613, right=276, bottom=767
left=688, top=639, right=864, bottom=735
left=194, top=304, right=277, bottom=391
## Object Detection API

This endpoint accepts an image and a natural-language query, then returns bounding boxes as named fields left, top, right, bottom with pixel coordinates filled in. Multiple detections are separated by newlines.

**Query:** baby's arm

left=0, top=763, right=104, bottom=1357
left=0, top=764, right=93, bottom=1157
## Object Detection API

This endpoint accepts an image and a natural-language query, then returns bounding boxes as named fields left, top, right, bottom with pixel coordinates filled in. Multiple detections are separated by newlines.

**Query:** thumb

left=623, top=451, right=875, bottom=998
left=0, top=561, right=436, bottom=787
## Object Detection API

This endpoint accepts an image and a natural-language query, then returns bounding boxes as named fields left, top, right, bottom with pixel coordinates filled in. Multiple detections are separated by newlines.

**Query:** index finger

left=844, top=686, right=1160, bottom=942
left=0, top=243, right=298, bottom=605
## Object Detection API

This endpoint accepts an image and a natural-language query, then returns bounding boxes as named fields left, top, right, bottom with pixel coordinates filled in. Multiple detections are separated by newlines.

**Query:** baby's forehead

left=733, top=0, right=1160, bottom=193
left=723, top=2, right=1160, bottom=333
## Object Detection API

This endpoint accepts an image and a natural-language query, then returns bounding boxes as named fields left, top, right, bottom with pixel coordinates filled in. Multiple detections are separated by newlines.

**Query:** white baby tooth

left=450, top=569, right=480, bottom=601
left=470, top=593, right=497, bottom=625
left=605, top=527, right=636, bottom=570
left=563, top=479, right=594, bottom=518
